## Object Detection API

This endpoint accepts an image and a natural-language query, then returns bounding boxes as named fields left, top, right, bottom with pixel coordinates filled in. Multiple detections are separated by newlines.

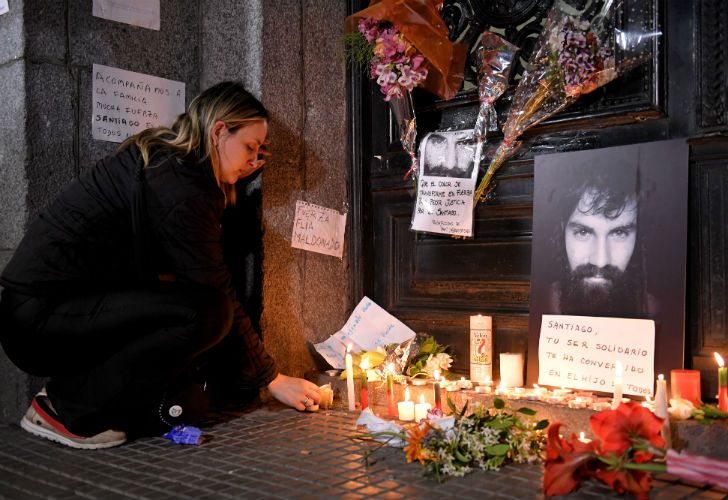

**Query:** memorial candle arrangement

left=715, top=352, right=728, bottom=412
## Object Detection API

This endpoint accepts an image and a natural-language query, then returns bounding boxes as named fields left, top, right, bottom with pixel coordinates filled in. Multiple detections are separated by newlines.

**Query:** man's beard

left=559, top=264, right=646, bottom=317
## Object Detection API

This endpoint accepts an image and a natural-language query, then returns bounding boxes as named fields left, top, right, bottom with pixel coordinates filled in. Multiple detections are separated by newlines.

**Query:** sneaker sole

left=20, top=415, right=126, bottom=450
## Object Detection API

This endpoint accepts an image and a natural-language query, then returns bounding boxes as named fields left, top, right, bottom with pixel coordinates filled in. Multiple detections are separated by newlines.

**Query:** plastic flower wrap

left=473, top=1, right=661, bottom=204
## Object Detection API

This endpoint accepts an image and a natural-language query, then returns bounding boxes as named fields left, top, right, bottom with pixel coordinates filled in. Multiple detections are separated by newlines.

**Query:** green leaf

left=485, top=444, right=510, bottom=456
left=420, top=336, right=436, bottom=354
left=517, top=407, right=536, bottom=416
left=454, top=448, right=471, bottom=463
left=364, top=351, right=386, bottom=368
left=535, top=419, right=549, bottom=430
left=447, top=398, right=457, bottom=415
left=493, top=398, right=505, bottom=410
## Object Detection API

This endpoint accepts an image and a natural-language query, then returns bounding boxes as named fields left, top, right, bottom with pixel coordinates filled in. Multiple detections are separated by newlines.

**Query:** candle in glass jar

left=360, top=357, right=370, bottom=410
left=397, top=386, right=415, bottom=421
left=414, top=394, right=431, bottom=421
left=670, top=369, right=701, bottom=406
left=499, top=353, right=524, bottom=388
left=612, top=361, right=623, bottom=409
left=715, top=352, right=728, bottom=412
left=345, top=345, right=355, bottom=411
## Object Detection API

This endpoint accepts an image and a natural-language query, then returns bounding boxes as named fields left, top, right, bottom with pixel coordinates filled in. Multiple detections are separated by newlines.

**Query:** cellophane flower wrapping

left=473, top=0, right=661, bottom=203
left=346, top=0, right=468, bottom=101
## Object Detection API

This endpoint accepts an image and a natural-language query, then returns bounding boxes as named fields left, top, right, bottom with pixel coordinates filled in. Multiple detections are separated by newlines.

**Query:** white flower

left=424, top=353, right=452, bottom=376
left=668, top=397, right=695, bottom=420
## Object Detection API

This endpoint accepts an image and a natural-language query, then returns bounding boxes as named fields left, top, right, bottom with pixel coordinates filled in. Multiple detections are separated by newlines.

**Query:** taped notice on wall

left=291, top=200, right=346, bottom=259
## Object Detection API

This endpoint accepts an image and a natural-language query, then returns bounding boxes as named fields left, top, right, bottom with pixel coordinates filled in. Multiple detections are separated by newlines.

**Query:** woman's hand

left=267, top=373, right=321, bottom=411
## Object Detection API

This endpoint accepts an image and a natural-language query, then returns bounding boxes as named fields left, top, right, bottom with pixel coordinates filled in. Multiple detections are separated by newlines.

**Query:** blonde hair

left=120, top=81, right=268, bottom=206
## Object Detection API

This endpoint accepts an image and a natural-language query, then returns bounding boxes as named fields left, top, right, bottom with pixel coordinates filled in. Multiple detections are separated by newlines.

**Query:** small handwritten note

left=313, top=296, right=416, bottom=369
left=93, top=0, right=160, bottom=30
left=411, top=176, right=477, bottom=236
left=0, top=0, right=9, bottom=16
left=291, top=201, right=346, bottom=259
left=538, top=315, right=655, bottom=396
left=92, top=64, right=185, bottom=143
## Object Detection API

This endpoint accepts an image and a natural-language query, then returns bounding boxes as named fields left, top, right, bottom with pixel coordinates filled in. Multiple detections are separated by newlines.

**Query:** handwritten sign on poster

left=313, top=296, right=416, bottom=369
left=92, top=64, right=184, bottom=143
left=93, top=0, right=160, bottom=30
left=291, top=201, right=346, bottom=259
left=538, top=315, right=655, bottom=396
left=0, top=0, right=9, bottom=16
left=410, top=130, right=478, bottom=236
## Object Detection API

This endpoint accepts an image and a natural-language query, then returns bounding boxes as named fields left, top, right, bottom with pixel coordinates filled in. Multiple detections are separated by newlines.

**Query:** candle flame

left=419, top=394, right=425, bottom=404
left=615, top=360, right=623, bottom=377
left=715, top=352, right=725, bottom=368
left=387, top=362, right=395, bottom=372
left=579, top=432, right=585, bottom=440
left=360, top=357, right=370, bottom=370
left=347, top=344, right=352, bottom=353
left=405, top=386, right=410, bottom=402
left=433, top=370, right=441, bottom=381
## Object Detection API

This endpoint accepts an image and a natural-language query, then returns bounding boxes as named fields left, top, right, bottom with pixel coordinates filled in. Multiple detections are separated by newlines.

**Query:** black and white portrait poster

left=527, top=139, right=689, bottom=392
left=411, top=130, right=479, bottom=237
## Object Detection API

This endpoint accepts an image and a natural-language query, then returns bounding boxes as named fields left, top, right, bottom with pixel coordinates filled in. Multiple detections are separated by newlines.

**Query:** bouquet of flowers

left=473, top=1, right=661, bottom=203
left=405, top=335, right=452, bottom=379
left=544, top=402, right=728, bottom=498
left=357, top=398, right=548, bottom=482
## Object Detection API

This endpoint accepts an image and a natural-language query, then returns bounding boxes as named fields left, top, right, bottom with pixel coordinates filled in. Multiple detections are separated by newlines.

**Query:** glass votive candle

left=475, top=385, right=492, bottom=394
left=670, top=369, right=701, bottom=406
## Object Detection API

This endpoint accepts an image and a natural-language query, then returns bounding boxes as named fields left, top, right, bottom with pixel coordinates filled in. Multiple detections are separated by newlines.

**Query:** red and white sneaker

left=20, top=395, right=126, bottom=449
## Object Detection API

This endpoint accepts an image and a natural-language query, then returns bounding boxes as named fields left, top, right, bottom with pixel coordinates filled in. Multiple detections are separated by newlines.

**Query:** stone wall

left=0, top=0, right=348, bottom=423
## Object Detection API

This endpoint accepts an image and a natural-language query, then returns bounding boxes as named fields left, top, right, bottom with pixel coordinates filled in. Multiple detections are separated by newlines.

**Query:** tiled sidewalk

left=0, top=403, right=725, bottom=499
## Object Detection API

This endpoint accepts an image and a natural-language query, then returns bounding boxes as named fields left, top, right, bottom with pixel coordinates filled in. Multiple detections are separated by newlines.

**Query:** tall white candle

left=345, top=344, right=355, bottom=411
left=612, top=360, right=623, bottom=409
left=499, top=352, right=523, bottom=388
left=397, top=386, right=415, bottom=421
left=470, top=315, right=493, bottom=384
left=654, top=373, right=668, bottom=419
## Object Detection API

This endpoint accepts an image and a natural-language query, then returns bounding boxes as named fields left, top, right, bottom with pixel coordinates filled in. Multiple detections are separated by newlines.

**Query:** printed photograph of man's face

left=527, top=139, right=689, bottom=384
left=420, top=130, right=477, bottom=179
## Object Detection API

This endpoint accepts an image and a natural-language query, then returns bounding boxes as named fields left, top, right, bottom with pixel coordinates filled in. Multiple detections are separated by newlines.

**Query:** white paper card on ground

left=0, top=0, right=9, bottom=16
left=538, top=315, right=655, bottom=396
left=313, top=296, right=416, bottom=369
left=92, top=0, right=160, bottom=30
left=290, top=200, right=346, bottom=259
left=92, top=64, right=185, bottom=143
left=410, top=130, right=478, bottom=237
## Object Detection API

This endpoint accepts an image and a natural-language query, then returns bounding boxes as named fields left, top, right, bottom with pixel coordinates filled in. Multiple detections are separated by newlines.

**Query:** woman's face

left=214, top=120, right=268, bottom=184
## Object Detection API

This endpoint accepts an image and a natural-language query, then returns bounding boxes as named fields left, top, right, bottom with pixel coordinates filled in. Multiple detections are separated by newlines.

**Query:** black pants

left=0, top=282, right=234, bottom=436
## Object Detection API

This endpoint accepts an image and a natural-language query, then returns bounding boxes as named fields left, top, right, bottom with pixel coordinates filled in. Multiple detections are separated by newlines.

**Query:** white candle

left=578, top=432, right=591, bottom=444
left=414, top=394, right=431, bottom=421
left=457, top=377, right=473, bottom=390
left=397, top=386, right=415, bottom=421
left=470, top=314, right=493, bottom=384
left=612, top=360, right=623, bottom=409
left=499, top=353, right=524, bottom=388
left=345, top=344, right=355, bottom=411
left=654, top=374, right=668, bottom=419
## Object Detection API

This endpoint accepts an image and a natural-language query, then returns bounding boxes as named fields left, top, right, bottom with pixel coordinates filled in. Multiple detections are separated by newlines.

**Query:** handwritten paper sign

left=291, top=201, right=346, bottom=259
left=538, top=315, right=655, bottom=396
left=0, top=0, right=9, bottom=16
left=92, top=64, right=184, bottom=143
left=93, top=0, right=160, bottom=30
left=313, top=296, right=416, bottom=369
left=410, top=131, right=478, bottom=236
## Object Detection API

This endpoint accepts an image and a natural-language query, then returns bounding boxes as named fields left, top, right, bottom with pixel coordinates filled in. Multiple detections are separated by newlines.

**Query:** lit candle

left=397, top=386, right=415, bottom=421
left=568, top=397, right=588, bottom=409
left=433, top=370, right=442, bottom=410
left=612, top=361, right=623, bottom=409
left=527, top=384, right=544, bottom=401
left=414, top=394, right=431, bottom=421
left=499, top=352, right=524, bottom=388
left=345, top=345, right=355, bottom=411
left=578, top=432, right=591, bottom=444
left=457, top=377, right=473, bottom=390
left=654, top=374, right=668, bottom=419
left=386, top=363, right=396, bottom=417
left=715, top=352, right=728, bottom=412
left=670, top=369, right=701, bottom=406
left=360, top=357, right=370, bottom=410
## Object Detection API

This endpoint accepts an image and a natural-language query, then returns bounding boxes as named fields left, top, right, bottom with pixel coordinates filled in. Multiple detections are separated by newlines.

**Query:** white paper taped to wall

left=291, top=200, right=347, bottom=259
left=0, top=0, right=9, bottom=16
left=92, top=0, right=160, bottom=30
left=91, top=64, right=184, bottom=143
